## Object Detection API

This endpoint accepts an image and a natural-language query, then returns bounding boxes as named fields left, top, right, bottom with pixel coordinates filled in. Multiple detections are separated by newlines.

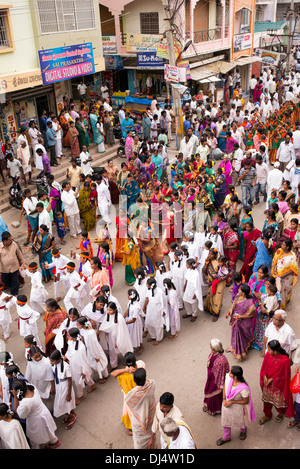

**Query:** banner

left=102, top=36, right=117, bottom=54
left=104, top=55, right=124, bottom=71
left=233, top=33, right=252, bottom=53
left=177, top=60, right=191, bottom=80
left=126, top=34, right=161, bottom=52
left=156, top=37, right=181, bottom=60
left=254, top=49, right=280, bottom=66
left=164, top=64, right=179, bottom=83
left=38, top=43, right=95, bottom=85
left=137, top=52, right=165, bottom=69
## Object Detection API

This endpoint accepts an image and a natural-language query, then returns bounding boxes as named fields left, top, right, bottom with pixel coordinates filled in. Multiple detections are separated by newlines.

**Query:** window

left=140, top=12, right=159, bottom=35
left=37, top=0, right=95, bottom=34
left=240, top=8, right=251, bottom=33
left=0, top=9, right=13, bottom=50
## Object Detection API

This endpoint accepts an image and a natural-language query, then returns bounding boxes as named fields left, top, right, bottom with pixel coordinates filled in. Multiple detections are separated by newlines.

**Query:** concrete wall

left=122, top=0, right=165, bottom=35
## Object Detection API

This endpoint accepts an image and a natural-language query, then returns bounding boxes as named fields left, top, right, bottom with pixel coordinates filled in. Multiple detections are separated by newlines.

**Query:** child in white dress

left=25, top=345, right=53, bottom=401
left=0, top=403, right=29, bottom=449
left=0, top=285, right=14, bottom=341
left=143, top=278, right=165, bottom=345
left=163, top=278, right=180, bottom=340
left=64, top=327, right=97, bottom=405
left=172, top=250, right=186, bottom=309
left=12, top=295, right=41, bottom=347
left=77, top=316, right=108, bottom=383
left=49, top=349, right=77, bottom=430
left=124, top=289, right=144, bottom=353
left=20, top=262, right=48, bottom=313
left=182, top=258, right=203, bottom=322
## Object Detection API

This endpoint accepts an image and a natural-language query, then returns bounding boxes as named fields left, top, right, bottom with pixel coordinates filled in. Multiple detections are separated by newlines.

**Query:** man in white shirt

left=22, top=189, right=39, bottom=235
left=260, top=96, right=273, bottom=123
left=186, top=128, right=199, bottom=155
left=263, top=310, right=297, bottom=361
left=293, top=125, right=300, bottom=156
left=249, top=74, right=257, bottom=99
left=77, top=81, right=87, bottom=100
left=34, top=138, right=47, bottom=172
left=232, top=142, right=244, bottom=177
left=254, top=154, right=269, bottom=204
left=28, top=121, right=41, bottom=157
left=160, top=417, right=196, bottom=449
left=101, top=83, right=109, bottom=100
left=149, top=392, right=184, bottom=449
left=36, top=202, right=52, bottom=235
left=179, top=135, right=193, bottom=160
left=103, top=98, right=112, bottom=113
left=277, top=135, right=295, bottom=172
left=266, top=162, right=283, bottom=209
left=61, top=181, right=81, bottom=238
left=286, top=86, right=295, bottom=102
left=118, top=105, right=125, bottom=125
left=80, top=146, right=93, bottom=176
left=52, top=116, right=63, bottom=159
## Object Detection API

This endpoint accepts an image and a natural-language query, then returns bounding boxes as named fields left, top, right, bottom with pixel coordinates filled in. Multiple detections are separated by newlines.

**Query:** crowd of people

left=0, top=63, right=300, bottom=450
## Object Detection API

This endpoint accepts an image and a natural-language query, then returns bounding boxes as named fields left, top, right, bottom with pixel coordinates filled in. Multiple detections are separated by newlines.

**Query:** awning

left=189, top=65, right=218, bottom=82
left=207, top=60, right=236, bottom=74
left=199, top=76, right=222, bottom=83
left=233, top=56, right=262, bottom=66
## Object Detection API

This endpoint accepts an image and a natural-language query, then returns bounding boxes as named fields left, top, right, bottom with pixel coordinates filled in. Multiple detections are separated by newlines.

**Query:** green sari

left=75, top=122, right=89, bottom=151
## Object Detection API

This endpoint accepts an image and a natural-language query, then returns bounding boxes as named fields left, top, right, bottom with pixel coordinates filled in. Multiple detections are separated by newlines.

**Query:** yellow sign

left=156, top=37, right=181, bottom=60
left=126, top=34, right=162, bottom=52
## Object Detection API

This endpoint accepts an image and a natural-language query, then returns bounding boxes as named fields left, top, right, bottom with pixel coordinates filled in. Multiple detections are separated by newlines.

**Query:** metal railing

left=193, top=26, right=229, bottom=43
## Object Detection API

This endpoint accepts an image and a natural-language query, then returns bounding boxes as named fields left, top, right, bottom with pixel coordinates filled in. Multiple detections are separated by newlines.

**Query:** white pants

left=75, top=375, right=95, bottom=399
left=98, top=203, right=111, bottom=224
left=53, top=277, right=70, bottom=299
left=67, top=212, right=81, bottom=237
left=147, top=325, right=164, bottom=342
left=30, top=299, right=46, bottom=314
left=0, top=322, right=10, bottom=339
left=55, top=139, right=63, bottom=158
left=184, top=300, right=198, bottom=317
left=64, top=289, right=84, bottom=314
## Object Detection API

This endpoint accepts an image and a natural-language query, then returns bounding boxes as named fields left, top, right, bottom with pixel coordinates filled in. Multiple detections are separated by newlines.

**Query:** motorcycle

left=9, top=177, right=23, bottom=210
left=117, top=137, right=126, bottom=158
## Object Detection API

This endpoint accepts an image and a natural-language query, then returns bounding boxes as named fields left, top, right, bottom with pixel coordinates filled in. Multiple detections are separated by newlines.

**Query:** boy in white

left=64, top=262, right=86, bottom=313
left=80, top=146, right=93, bottom=176
left=44, top=249, right=71, bottom=301
left=61, top=182, right=81, bottom=238
left=20, top=262, right=48, bottom=313
left=12, top=295, right=41, bottom=346
left=0, top=285, right=14, bottom=341
left=70, top=250, right=93, bottom=298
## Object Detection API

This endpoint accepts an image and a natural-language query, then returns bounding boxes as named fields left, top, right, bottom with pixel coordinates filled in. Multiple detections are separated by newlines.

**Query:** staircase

left=0, top=142, right=121, bottom=216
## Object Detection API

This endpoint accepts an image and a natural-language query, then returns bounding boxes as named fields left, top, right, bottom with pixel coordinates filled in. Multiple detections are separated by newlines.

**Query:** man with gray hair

left=160, top=417, right=196, bottom=449
left=262, top=310, right=297, bottom=363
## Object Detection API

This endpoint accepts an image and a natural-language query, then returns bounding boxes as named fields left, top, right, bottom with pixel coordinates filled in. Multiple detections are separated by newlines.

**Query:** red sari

left=240, top=228, right=261, bottom=282
left=260, top=352, right=295, bottom=418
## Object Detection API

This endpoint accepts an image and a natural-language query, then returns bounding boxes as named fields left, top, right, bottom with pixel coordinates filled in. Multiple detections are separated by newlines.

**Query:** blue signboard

left=137, top=52, right=165, bottom=69
left=38, top=43, right=95, bottom=86
left=104, top=55, right=124, bottom=71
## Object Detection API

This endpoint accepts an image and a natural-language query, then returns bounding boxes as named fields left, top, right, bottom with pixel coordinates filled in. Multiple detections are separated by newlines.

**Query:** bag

left=290, top=372, right=300, bottom=394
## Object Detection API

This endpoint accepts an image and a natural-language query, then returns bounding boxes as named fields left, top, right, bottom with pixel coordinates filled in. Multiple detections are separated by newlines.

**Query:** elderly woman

left=271, top=239, right=298, bottom=309
left=203, top=339, right=230, bottom=416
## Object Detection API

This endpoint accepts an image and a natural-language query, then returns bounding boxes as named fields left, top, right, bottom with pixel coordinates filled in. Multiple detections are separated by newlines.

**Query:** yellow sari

left=271, top=248, right=298, bottom=308
left=117, top=372, right=136, bottom=430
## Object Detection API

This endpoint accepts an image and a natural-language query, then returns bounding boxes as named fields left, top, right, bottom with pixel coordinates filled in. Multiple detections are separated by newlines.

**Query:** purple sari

left=219, top=160, right=233, bottom=194
left=229, top=296, right=255, bottom=360
left=203, top=352, right=230, bottom=415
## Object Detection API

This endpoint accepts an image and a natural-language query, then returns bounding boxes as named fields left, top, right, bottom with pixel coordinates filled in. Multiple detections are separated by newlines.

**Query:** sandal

left=216, top=438, right=231, bottom=446
left=258, top=416, right=272, bottom=425
left=275, top=414, right=284, bottom=423
left=66, top=415, right=77, bottom=430
left=288, top=420, right=298, bottom=428
left=239, top=430, right=247, bottom=440
left=45, top=440, right=61, bottom=449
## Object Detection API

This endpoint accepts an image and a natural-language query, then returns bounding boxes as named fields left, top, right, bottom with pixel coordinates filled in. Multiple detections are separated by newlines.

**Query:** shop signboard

left=126, top=34, right=161, bottom=52
left=137, top=52, right=165, bottom=69
left=156, top=37, right=181, bottom=60
left=233, top=33, right=252, bottom=52
left=102, top=36, right=117, bottom=54
left=38, top=43, right=95, bottom=86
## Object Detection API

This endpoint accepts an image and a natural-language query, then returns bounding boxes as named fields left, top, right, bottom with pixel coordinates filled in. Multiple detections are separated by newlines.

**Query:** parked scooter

left=9, top=177, right=23, bottom=210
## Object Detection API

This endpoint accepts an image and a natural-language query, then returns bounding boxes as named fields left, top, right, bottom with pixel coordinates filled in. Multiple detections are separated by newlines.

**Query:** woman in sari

left=122, top=232, right=141, bottom=286
left=262, top=210, right=279, bottom=243
left=105, top=160, right=120, bottom=205
left=240, top=221, right=262, bottom=282
left=125, top=131, right=134, bottom=161
left=283, top=203, right=300, bottom=231
left=43, top=298, right=68, bottom=356
left=278, top=218, right=299, bottom=247
left=103, top=111, right=115, bottom=146
left=142, top=112, right=151, bottom=139
left=68, top=121, right=80, bottom=158
left=225, top=284, right=256, bottom=361
left=89, top=108, right=99, bottom=144
left=203, top=249, right=227, bottom=322
left=59, top=109, right=70, bottom=147
left=137, top=218, right=164, bottom=276
left=213, top=175, right=227, bottom=209
left=161, top=205, right=176, bottom=255
left=203, top=338, right=230, bottom=416
left=78, top=182, right=96, bottom=232
left=271, top=239, right=298, bottom=309
left=253, top=79, right=263, bottom=103
left=115, top=206, right=129, bottom=262
left=224, top=221, right=240, bottom=286
left=121, top=173, right=141, bottom=209
left=252, top=228, right=274, bottom=271
left=213, top=211, right=229, bottom=243
left=31, top=224, right=54, bottom=282
left=144, top=155, right=156, bottom=185
left=95, top=219, right=114, bottom=262
left=224, top=79, right=230, bottom=105
left=75, top=117, right=89, bottom=151
left=96, top=117, right=105, bottom=154
left=248, top=265, right=269, bottom=351
left=219, top=155, right=233, bottom=195
left=259, top=339, right=295, bottom=425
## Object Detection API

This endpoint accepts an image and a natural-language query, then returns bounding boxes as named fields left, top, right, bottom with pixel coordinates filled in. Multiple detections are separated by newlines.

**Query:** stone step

left=0, top=142, right=122, bottom=216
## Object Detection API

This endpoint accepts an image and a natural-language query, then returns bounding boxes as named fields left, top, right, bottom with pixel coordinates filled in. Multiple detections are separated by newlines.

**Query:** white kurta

left=0, top=292, right=14, bottom=338
left=51, top=361, right=76, bottom=418
left=172, top=261, right=186, bottom=308
left=100, top=313, right=133, bottom=356
left=13, top=300, right=40, bottom=343
left=166, top=289, right=180, bottom=335
left=65, top=339, right=94, bottom=388
left=0, top=365, right=10, bottom=405
left=16, top=391, right=57, bottom=446
left=0, top=419, right=30, bottom=449
left=25, top=356, right=53, bottom=399
left=144, top=288, right=165, bottom=341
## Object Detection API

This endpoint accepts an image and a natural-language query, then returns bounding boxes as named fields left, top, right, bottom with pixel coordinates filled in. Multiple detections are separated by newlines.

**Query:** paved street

left=1, top=143, right=300, bottom=450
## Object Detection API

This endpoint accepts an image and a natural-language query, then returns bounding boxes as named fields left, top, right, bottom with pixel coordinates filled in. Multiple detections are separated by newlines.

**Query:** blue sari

left=89, top=113, right=102, bottom=145
left=253, top=238, right=273, bottom=273
left=34, top=232, right=54, bottom=280
left=121, top=179, right=141, bottom=208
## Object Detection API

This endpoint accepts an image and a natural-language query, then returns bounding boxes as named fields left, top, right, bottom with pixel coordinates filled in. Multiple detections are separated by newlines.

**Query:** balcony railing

left=186, top=26, right=229, bottom=44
